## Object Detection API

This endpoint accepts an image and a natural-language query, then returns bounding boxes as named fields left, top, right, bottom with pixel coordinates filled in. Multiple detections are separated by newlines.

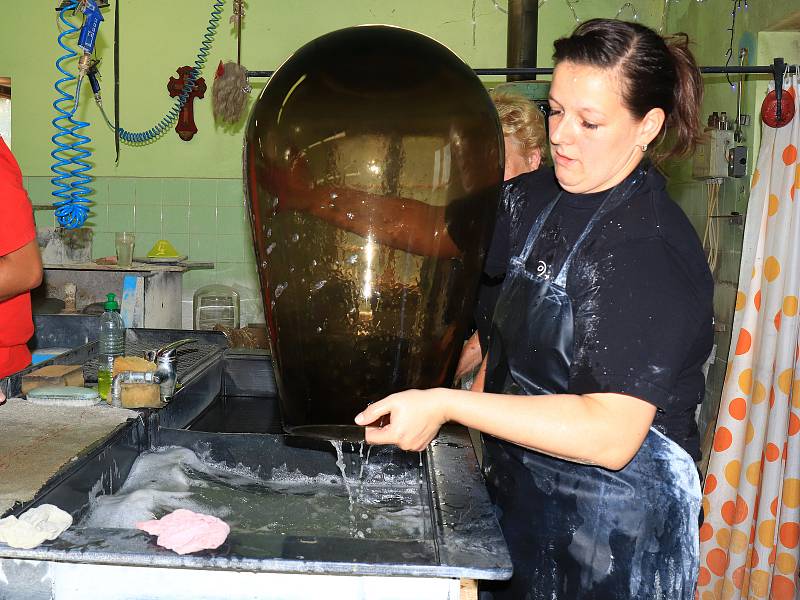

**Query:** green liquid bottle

left=97, top=356, right=113, bottom=401
left=97, top=293, right=125, bottom=401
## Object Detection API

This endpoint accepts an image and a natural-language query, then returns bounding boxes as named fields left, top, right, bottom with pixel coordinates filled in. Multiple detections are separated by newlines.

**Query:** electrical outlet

left=728, top=146, right=747, bottom=178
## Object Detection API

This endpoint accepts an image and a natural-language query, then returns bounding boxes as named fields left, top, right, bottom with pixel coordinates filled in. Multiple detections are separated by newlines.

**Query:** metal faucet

left=144, top=338, right=196, bottom=404
left=109, top=339, right=197, bottom=407
left=110, top=371, right=161, bottom=408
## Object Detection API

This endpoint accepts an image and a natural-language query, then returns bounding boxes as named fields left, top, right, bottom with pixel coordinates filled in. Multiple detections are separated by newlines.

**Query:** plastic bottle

left=97, top=293, right=126, bottom=400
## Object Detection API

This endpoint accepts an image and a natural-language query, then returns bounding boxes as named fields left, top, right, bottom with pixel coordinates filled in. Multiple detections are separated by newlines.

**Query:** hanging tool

left=733, top=48, right=747, bottom=143
left=760, top=57, right=794, bottom=129
left=51, top=0, right=226, bottom=228
left=728, top=47, right=748, bottom=178
left=50, top=0, right=105, bottom=229
left=211, top=0, right=251, bottom=124
left=113, top=0, right=119, bottom=162
left=91, top=0, right=224, bottom=143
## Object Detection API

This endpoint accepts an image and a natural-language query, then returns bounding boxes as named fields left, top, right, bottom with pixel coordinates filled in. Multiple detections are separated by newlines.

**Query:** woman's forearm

left=454, top=332, right=483, bottom=383
left=439, top=388, right=655, bottom=470
left=470, top=355, right=487, bottom=392
left=286, top=185, right=461, bottom=258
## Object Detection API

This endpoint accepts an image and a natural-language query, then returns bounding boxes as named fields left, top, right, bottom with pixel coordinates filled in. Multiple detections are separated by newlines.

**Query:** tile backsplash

left=25, top=176, right=263, bottom=329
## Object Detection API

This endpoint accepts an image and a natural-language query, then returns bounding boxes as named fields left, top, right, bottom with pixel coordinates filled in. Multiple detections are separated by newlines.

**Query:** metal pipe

left=110, top=371, right=161, bottom=408
left=247, top=64, right=798, bottom=79
left=146, top=338, right=196, bottom=403
left=506, top=0, right=538, bottom=82
left=734, top=48, right=747, bottom=143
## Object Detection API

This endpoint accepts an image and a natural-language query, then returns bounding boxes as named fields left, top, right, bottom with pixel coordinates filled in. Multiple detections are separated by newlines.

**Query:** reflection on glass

left=245, top=25, right=503, bottom=440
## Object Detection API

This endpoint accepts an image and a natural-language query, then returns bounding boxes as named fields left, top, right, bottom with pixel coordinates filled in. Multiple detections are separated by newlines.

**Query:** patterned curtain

left=697, top=76, right=800, bottom=600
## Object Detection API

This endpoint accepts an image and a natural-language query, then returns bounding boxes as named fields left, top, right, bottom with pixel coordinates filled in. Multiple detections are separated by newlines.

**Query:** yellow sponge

left=22, top=364, right=85, bottom=395
left=109, top=357, right=161, bottom=408
left=120, top=384, right=162, bottom=408
left=113, top=356, right=156, bottom=376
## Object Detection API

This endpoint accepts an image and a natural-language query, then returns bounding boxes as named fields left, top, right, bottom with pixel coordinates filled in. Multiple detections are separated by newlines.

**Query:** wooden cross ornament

left=167, top=66, right=207, bottom=141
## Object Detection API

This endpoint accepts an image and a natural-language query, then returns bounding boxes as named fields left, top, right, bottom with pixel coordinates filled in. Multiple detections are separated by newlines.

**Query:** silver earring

left=641, top=144, right=648, bottom=152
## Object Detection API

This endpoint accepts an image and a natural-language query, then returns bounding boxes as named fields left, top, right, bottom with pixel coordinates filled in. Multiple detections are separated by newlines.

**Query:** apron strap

left=553, top=165, right=649, bottom=287
left=515, top=192, right=563, bottom=264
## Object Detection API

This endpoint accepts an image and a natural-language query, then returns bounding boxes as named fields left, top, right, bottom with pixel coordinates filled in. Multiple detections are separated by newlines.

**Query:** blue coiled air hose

left=113, top=0, right=224, bottom=144
left=51, top=0, right=225, bottom=228
left=50, top=1, right=92, bottom=229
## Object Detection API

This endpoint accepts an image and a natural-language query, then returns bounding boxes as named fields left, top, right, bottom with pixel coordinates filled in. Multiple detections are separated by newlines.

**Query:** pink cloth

left=136, top=509, right=230, bottom=555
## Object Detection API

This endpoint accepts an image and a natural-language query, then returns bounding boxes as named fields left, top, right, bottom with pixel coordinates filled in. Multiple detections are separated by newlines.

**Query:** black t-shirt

left=481, top=166, right=714, bottom=459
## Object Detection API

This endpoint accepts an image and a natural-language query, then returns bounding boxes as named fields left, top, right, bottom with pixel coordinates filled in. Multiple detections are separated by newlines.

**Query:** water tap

left=110, top=371, right=161, bottom=408
left=145, top=339, right=197, bottom=403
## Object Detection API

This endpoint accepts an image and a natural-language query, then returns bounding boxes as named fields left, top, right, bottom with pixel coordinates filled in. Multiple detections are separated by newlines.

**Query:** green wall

left=6, top=0, right=794, bottom=340
left=3, top=0, right=662, bottom=327
left=662, top=0, right=800, bottom=465
left=666, top=0, right=799, bottom=152
left=10, top=0, right=508, bottom=178
left=6, top=0, right=789, bottom=181
left=2, top=0, right=661, bottom=178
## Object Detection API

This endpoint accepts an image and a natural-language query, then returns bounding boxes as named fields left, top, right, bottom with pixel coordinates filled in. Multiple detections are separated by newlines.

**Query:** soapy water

left=80, top=445, right=428, bottom=541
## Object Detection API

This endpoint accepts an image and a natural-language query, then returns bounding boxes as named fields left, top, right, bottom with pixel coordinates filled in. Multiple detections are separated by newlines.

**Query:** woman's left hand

left=454, top=332, right=482, bottom=384
left=354, top=389, right=449, bottom=451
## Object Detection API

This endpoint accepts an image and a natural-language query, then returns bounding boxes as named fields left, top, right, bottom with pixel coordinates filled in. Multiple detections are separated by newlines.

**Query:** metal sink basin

left=0, top=349, right=511, bottom=593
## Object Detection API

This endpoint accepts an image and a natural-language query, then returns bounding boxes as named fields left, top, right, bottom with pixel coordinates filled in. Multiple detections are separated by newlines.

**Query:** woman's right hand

left=453, top=332, right=482, bottom=384
left=354, top=388, right=450, bottom=451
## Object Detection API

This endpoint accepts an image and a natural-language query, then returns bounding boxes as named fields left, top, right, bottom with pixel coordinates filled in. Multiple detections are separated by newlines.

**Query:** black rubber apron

left=482, top=168, right=701, bottom=599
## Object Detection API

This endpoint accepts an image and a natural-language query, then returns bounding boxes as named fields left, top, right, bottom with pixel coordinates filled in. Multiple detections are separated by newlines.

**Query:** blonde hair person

left=453, top=92, right=548, bottom=385
left=491, top=91, right=547, bottom=179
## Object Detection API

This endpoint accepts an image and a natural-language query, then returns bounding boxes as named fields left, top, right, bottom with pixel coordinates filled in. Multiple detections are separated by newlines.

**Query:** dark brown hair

left=553, top=19, right=703, bottom=162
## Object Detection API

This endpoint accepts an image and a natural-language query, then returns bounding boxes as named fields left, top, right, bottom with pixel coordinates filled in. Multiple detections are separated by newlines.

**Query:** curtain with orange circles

left=697, top=76, right=800, bottom=600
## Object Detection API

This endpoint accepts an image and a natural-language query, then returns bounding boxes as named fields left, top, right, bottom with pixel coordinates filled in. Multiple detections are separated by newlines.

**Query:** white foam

left=80, top=445, right=427, bottom=540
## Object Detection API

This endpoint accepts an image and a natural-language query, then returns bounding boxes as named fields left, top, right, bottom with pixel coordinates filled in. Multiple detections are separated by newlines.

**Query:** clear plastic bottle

left=97, top=293, right=126, bottom=400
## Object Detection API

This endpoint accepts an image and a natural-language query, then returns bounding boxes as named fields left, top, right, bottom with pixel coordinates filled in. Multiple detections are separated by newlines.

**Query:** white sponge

left=26, top=386, right=101, bottom=407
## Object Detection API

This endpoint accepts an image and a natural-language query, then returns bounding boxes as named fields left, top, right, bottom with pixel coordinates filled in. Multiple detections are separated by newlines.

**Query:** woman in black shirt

left=356, top=19, right=713, bottom=599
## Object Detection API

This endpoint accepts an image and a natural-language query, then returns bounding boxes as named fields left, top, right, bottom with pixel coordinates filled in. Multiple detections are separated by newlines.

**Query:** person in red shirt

left=0, top=136, right=42, bottom=381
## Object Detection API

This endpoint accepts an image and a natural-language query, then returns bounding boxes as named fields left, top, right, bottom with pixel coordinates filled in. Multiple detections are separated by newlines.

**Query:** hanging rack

left=247, top=57, right=798, bottom=122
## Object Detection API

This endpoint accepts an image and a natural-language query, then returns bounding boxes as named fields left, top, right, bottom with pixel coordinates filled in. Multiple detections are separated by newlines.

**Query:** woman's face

left=504, top=136, right=541, bottom=181
left=547, top=61, right=659, bottom=194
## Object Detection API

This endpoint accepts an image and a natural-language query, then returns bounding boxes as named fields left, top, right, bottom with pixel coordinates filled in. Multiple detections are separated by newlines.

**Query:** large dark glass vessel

left=244, top=25, right=503, bottom=440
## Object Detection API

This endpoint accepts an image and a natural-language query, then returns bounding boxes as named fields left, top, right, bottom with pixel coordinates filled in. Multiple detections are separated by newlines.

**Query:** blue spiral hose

left=116, top=0, right=224, bottom=144
left=51, top=0, right=226, bottom=229
left=50, top=1, right=92, bottom=229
